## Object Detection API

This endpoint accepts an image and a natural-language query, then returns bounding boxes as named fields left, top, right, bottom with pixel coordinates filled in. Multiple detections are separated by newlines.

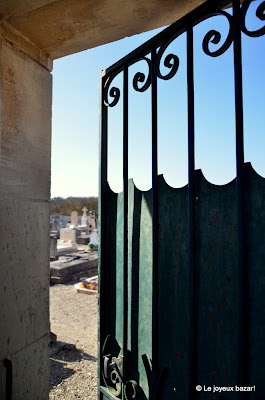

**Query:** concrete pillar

left=0, top=33, right=52, bottom=399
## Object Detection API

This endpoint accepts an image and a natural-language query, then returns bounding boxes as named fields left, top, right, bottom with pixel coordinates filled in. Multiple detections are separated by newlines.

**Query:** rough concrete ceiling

left=0, top=0, right=207, bottom=60
left=0, top=0, right=55, bottom=20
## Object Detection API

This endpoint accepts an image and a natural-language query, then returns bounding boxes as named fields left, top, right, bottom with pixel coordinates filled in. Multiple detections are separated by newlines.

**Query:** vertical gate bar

left=3, top=359, right=12, bottom=400
left=233, top=0, right=247, bottom=387
left=187, top=26, right=196, bottom=400
left=98, top=70, right=108, bottom=398
left=123, top=65, right=129, bottom=382
left=151, top=46, right=159, bottom=400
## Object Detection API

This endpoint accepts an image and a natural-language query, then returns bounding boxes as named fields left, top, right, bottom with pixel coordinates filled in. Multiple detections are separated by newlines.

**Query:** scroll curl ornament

left=101, top=335, right=123, bottom=397
left=124, top=380, right=139, bottom=400
left=155, top=38, right=180, bottom=80
left=202, top=10, right=233, bottom=57
left=109, top=370, right=123, bottom=397
left=241, top=0, right=265, bottom=37
left=102, top=366, right=123, bottom=398
left=132, top=57, right=152, bottom=92
left=104, top=74, right=121, bottom=107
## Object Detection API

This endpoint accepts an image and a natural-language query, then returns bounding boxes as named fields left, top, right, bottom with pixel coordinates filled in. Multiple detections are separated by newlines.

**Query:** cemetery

left=49, top=278, right=98, bottom=399
left=50, top=208, right=98, bottom=283
left=49, top=207, right=99, bottom=399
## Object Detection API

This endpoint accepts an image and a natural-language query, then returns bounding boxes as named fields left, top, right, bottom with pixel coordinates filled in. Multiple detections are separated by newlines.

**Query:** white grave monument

left=90, top=230, right=98, bottom=246
left=60, top=228, right=76, bottom=242
left=81, top=207, right=88, bottom=226
left=71, top=211, right=78, bottom=227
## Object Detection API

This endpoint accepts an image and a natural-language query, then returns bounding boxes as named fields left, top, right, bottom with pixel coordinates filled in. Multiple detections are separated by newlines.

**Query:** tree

left=50, top=197, right=98, bottom=215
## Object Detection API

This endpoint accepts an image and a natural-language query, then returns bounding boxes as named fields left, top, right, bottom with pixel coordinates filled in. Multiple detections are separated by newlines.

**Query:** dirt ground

left=49, top=282, right=98, bottom=399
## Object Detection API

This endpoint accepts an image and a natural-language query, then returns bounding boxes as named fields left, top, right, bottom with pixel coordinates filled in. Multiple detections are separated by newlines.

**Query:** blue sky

left=51, top=0, right=265, bottom=197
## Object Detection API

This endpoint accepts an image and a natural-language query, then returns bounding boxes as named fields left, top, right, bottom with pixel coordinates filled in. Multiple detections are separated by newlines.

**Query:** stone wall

left=0, top=34, right=52, bottom=399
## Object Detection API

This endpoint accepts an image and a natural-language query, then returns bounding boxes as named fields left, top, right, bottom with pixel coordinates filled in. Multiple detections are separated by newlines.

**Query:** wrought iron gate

left=98, top=1, right=265, bottom=399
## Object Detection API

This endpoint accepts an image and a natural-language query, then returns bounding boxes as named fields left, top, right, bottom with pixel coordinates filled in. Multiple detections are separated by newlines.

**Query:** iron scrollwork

left=132, top=57, right=152, bottom=92
left=202, top=10, right=233, bottom=57
left=104, top=57, right=152, bottom=108
left=132, top=42, right=180, bottom=92
left=103, top=365, right=140, bottom=399
left=241, top=0, right=265, bottom=37
left=102, top=335, right=140, bottom=398
left=104, top=74, right=121, bottom=107
left=103, top=0, right=265, bottom=109
left=109, top=369, right=123, bottom=397
left=124, top=380, right=139, bottom=400
left=155, top=38, right=179, bottom=81
left=103, top=361, right=140, bottom=399
left=101, top=335, right=122, bottom=397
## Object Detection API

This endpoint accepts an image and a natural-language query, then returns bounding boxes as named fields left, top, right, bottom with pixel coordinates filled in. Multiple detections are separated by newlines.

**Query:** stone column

left=0, top=28, right=52, bottom=399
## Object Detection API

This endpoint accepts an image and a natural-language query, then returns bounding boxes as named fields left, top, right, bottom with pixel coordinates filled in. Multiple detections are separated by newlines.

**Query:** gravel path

left=49, top=282, right=98, bottom=399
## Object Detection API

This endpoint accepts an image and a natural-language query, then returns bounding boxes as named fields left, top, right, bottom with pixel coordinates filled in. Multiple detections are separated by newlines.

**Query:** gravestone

left=60, top=228, right=76, bottom=242
left=50, top=235, right=58, bottom=261
left=81, top=207, right=88, bottom=226
left=90, top=230, right=98, bottom=246
left=71, top=211, right=78, bottom=227
left=88, top=211, right=96, bottom=230
left=51, top=214, right=60, bottom=239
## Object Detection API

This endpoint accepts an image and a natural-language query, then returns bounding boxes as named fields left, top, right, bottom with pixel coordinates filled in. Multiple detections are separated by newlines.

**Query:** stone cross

left=51, top=214, right=59, bottom=232
left=81, top=207, right=88, bottom=227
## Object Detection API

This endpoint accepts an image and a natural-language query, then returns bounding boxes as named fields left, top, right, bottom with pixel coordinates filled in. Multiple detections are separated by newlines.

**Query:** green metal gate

left=98, top=1, right=265, bottom=399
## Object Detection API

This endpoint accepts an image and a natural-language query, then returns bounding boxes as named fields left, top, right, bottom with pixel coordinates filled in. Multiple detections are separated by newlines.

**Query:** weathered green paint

left=101, top=386, right=123, bottom=400
left=244, top=163, right=265, bottom=398
left=99, top=185, right=122, bottom=400
left=105, top=186, right=120, bottom=351
left=137, top=188, right=153, bottom=398
left=127, top=181, right=152, bottom=400
left=116, top=191, right=124, bottom=356
left=157, top=175, right=189, bottom=399
left=195, top=170, right=239, bottom=399
left=99, top=164, right=265, bottom=399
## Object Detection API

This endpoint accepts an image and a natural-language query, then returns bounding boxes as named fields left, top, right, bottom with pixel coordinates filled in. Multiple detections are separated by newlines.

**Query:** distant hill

left=50, top=196, right=98, bottom=215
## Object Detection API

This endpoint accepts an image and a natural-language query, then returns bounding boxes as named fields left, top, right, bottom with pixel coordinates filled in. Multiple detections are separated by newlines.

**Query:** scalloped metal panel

left=127, top=181, right=153, bottom=399
left=100, top=182, right=153, bottom=400
left=194, top=172, right=239, bottom=399
left=244, top=164, right=265, bottom=393
left=157, top=176, right=190, bottom=399
left=100, top=166, right=265, bottom=399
